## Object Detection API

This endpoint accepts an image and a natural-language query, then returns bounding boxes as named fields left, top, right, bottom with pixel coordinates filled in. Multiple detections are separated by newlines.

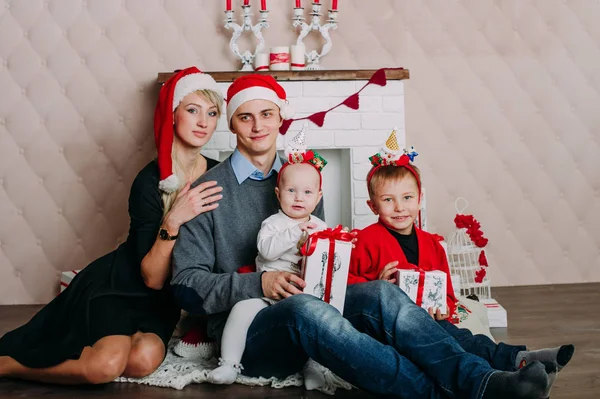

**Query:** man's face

left=230, top=99, right=282, bottom=157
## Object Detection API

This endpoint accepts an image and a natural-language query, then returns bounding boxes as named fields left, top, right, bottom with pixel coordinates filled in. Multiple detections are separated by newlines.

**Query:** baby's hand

left=341, top=226, right=359, bottom=248
left=299, top=222, right=318, bottom=232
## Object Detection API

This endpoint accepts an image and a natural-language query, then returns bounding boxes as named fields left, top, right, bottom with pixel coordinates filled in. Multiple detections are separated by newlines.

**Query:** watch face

left=159, top=229, right=169, bottom=240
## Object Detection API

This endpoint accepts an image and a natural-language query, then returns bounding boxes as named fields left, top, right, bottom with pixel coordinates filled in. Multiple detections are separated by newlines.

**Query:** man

left=171, top=74, right=548, bottom=399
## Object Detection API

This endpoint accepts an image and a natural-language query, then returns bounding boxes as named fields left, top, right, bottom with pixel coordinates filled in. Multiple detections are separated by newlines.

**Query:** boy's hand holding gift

left=428, top=307, right=449, bottom=321
left=377, top=261, right=399, bottom=284
left=396, top=268, right=448, bottom=315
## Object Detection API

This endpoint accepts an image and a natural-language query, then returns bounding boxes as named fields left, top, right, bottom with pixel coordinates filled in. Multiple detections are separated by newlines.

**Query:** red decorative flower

left=474, top=237, right=488, bottom=248
left=479, top=250, right=488, bottom=267
left=474, top=268, right=487, bottom=283
left=454, top=212, right=490, bottom=283
left=454, top=215, right=468, bottom=228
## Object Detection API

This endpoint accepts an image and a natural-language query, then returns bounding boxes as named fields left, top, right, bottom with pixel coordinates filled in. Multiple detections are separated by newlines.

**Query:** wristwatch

left=158, top=228, right=178, bottom=241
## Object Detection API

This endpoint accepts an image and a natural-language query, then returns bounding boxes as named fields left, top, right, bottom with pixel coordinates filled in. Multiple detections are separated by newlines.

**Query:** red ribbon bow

left=397, top=266, right=427, bottom=308
left=300, top=225, right=355, bottom=304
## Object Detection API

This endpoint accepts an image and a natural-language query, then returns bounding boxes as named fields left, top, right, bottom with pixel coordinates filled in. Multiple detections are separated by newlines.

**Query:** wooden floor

left=0, top=283, right=598, bottom=398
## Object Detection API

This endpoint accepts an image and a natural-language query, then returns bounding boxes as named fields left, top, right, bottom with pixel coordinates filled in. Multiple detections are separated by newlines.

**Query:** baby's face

left=276, top=163, right=322, bottom=221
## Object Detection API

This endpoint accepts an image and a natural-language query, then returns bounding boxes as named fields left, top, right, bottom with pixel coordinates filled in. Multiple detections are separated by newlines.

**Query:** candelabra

left=224, top=4, right=269, bottom=71
left=292, top=2, right=338, bottom=70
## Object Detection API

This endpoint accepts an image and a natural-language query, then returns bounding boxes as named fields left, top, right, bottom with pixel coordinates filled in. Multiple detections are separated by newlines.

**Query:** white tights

left=207, top=298, right=326, bottom=390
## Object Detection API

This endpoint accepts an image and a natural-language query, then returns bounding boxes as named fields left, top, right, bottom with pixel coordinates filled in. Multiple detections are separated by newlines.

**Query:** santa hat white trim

left=158, top=174, right=180, bottom=194
left=172, top=340, right=216, bottom=360
left=172, top=73, right=221, bottom=111
left=227, top=86, right=294, bottom=122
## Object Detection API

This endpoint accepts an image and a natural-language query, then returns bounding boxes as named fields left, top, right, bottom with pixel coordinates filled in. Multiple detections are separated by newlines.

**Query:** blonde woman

left=0, top=67, right=223, bottom=384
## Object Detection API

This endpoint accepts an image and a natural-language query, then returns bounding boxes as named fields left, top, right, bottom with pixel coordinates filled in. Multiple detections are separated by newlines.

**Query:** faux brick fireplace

left=158, top=70, right=410, bottom=229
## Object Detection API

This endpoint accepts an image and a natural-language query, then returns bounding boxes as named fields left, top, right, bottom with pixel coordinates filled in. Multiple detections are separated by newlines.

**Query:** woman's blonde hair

left=161, top=89, right=224, bottom=217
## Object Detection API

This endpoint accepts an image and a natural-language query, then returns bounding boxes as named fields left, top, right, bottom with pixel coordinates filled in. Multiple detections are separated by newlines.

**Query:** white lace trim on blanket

left=114, top=340, right=353, bottom=395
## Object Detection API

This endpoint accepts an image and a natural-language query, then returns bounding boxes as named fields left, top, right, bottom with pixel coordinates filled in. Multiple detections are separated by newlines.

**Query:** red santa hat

left=226, top=74, right=294, bottom=124
left=154, top=66, right=221, bottom=193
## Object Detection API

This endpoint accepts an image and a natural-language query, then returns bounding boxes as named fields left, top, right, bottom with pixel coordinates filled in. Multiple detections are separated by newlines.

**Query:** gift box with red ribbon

left=396, top=269, right=447, bottom=314
left=60, top=270, right=80, bottom=293
left=300, top=225, right=353, bottom=313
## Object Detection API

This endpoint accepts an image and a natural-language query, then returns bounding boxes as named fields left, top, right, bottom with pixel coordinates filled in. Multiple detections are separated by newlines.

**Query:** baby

left=208, top=130, right=329, bottom=390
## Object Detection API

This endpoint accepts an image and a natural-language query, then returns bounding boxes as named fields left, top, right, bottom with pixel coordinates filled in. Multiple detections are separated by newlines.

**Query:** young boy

left=208, top=130, right=329, bottom=390
left=349, top=129, right=575, bottom=399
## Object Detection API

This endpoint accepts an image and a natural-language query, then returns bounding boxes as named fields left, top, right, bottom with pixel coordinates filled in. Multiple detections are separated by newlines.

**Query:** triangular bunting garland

left=278, top=67, right=404, bottom=134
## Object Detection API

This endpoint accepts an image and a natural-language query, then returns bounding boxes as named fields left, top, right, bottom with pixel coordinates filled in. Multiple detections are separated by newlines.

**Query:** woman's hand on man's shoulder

left=164, top=180, right=223, bottom=231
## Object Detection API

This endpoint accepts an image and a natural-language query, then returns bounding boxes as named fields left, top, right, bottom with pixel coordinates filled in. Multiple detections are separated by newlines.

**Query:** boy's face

left=230, top=99, right=282, bottom=157
left=275, top=163, right=323, bottom=221
left=367, top=175, right=421, bottom=235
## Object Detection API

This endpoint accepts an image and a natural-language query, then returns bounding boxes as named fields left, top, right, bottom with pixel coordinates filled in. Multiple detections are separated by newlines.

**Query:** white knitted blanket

left=114, top=340, right=353, bottom=395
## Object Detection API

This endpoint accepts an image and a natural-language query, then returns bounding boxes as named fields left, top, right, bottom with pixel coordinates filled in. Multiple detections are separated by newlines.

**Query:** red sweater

left=349, top=220, right=457, bottom=320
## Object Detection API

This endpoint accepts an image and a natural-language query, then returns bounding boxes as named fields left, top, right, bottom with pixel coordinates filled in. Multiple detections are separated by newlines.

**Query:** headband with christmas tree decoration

left=277, top=126, right=327, bottom=189
left=366, top=128, right=420, bottom=195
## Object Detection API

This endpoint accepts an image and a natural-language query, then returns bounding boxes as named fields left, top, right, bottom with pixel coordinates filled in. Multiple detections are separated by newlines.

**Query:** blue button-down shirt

left=230, top=148, right=283, bottom=184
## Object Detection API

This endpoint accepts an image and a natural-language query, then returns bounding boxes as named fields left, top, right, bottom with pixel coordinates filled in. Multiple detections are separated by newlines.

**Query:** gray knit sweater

left=171, top=155, right=325, bottom=341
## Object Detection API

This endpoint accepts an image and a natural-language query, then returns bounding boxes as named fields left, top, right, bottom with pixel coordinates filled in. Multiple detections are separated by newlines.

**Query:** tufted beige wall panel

left=0, top=0, right=598, bottom=304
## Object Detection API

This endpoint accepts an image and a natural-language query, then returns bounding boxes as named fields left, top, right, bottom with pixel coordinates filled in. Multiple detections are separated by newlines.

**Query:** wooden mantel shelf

left=157, top=69, right=409, bottom=84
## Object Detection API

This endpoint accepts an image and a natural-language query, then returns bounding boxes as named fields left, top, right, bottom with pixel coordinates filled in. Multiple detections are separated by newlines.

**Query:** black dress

left=0, top=158, right=219, bottom=368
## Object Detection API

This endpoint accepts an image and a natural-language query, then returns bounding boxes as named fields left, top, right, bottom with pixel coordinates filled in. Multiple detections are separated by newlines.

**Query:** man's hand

left=377, top=260, right=399, bottom=283
left=428, top=307, right=449, bottom=321
left=261, top=271, right=306, bottom=300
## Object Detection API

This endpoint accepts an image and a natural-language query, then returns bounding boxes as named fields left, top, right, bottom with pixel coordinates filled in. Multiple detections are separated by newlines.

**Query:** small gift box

left=60, top=270, right=80, bottom=293
left=396, top=269, right=447, bottom=314
left=480, top=298, right=508, bottom=328
left=300, top=225, right=353, bottom=313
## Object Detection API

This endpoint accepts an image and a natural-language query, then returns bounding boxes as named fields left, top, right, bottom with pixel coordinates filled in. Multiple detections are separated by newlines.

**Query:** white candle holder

left=224, top=5, right=269, bottom=71
left=292, top=2, right=338, bottom=70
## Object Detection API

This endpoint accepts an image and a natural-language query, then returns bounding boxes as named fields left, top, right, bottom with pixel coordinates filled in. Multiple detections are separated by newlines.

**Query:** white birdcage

left=447, top=198, right=491, bottom=299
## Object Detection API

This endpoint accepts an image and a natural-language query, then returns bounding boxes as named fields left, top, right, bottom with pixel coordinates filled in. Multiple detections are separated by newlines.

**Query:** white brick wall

left=202, top=80, right=406, bottom=229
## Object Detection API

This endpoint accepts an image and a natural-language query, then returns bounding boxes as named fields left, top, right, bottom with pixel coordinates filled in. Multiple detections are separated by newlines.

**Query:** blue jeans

left=241, top=281, right=498, bottom=399
left=437, top=320, right=525, bottom=372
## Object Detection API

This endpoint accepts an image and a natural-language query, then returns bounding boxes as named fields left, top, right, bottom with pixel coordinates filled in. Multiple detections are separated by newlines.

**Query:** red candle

left=332, top=0, right=337, bottom=10
left=226, top=0, right=232, bottom=11
left=295, top=0, right=301, bottom=7
left=243, top=0, right=249, bottom=5
left=314, top=0, right=319, bottom=3
left=261, top=0, right=266, bottom=10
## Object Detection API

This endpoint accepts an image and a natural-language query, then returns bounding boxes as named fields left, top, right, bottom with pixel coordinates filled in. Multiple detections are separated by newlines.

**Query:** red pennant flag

left=279, top=119, right=293, bottom=135
left=368, top=68, right=387, bottom=86
left=342, top=93, right=360, bottom=110
left=308, top=111, right=327, bottom=127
